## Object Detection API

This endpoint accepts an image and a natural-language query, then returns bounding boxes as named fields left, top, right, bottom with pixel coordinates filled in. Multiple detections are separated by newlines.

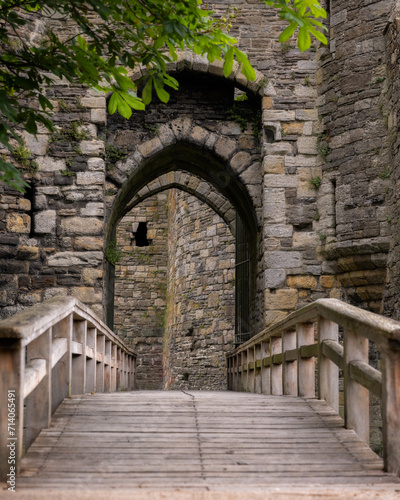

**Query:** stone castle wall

left=315, top=0, right=393, bottom=313
left=164, top=189, right=235, bottom=390
left=383, top=4, right=400, bottom=320
left=114, top=193, right=168, bottom=390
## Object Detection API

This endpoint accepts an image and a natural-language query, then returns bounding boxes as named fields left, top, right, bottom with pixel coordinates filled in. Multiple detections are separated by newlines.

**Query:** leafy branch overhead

left=0, top=0, right=327, bottom=192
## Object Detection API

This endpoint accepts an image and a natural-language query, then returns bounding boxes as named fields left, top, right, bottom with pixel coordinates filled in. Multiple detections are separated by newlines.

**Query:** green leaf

left=298, top=26, right=311, bottom=51
left=108, top=92, right=118, bottom=114
left=123, top=93, right=146, bottom=110
left=142, top=77, right=153, bottom=105
left=154, top=78, right=170, bottom=103
left=279, top=22, right=298, bottom=43
left=117, top=97, right=132, bottom=119
left=223, top=47, right=234, bottom=78
left=309, top=26, right=328, bottom=44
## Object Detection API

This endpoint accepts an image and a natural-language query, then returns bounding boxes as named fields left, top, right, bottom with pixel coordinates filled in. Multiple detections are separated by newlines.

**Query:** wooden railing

left=227, top=298, right=400, bottom=476
left=0, top=296, right=136, bottom=481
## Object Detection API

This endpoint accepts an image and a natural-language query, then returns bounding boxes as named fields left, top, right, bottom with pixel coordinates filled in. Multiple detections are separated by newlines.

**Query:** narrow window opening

left=135, top=221, right=150, bottom=247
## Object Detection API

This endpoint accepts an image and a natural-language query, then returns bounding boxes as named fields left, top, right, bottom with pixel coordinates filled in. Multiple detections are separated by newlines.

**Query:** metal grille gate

left=235, top=214, right=250, bottom=346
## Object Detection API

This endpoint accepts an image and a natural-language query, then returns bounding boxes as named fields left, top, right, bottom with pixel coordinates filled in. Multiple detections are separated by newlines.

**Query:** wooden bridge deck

left=16, top=391, right=400, bottom=492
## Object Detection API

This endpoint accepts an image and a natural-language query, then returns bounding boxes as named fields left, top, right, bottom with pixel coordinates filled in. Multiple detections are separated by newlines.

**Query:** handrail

left=0, top=296, right=136, bottom=481
left=227, top=298, right=400, bottom=477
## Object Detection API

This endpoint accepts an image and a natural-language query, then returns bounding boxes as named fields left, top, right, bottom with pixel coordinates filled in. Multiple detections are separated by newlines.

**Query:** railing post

left=0, top=341, right=24, bottom=481
left=318, top=317, right=339, bottom=413
left=241, top=350, right=247, bottom=392
left=283, top=329, right=297, bottom=396
left=235, top=354, right=240, bottom=391
left=271, top=335, right=283, bottom=395
left=247, top=347, right=255, bottom=392
left=72, top=320, right=87, bottom=395
left=227, top=356, right=232, bottom=390
left=25, top=328, right=52, bottom=450
left=344, top=328, right=369, bottom=443
left=96, top=334, right=105, bottom=393
left=111, top=344, right=117, bottom=392
left=261, top=340, right=271, bottom=394
left=381, top=338, right=400, bottom=475
left=297, top=323, right=315, bottom=398
left=52, top=315, right=72, bottom=411
left=86, top=327, right=97, bottom=393
left=255, top=343, right=262, bottom=393
left=132, top=356, right=136, bottom=390
left=104, top=340, right=112, bottom=392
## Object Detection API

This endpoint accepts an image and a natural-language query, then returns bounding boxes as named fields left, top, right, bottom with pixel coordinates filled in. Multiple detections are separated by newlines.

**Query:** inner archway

left=104, top=68, right=263, bottom=388
left=113, top=188, right=235, bottom=389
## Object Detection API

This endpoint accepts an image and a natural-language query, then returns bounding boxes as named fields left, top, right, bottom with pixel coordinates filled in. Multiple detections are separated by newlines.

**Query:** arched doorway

left=104, top=68, right=263, bottom=388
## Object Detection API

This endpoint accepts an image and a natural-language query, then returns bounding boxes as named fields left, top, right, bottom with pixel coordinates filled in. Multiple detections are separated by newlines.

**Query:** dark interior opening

left=135, top=222, right=150, bottom=247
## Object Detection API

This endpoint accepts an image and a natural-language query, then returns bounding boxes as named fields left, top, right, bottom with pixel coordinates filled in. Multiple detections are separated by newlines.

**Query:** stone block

left=6, top=213, right=30, bottom=233
left=264, top=269, right=286, bottom=289
left=91, top=108, right=106, bottom=124
left=48, top=251, right=103, bottom=267
left=264, top=174, right=298, bottom=188
left=22, top=132, right=49, bottom=156
left=17, top=246, right=39, bottom=260
left=61, top=217, right=103, bottom=235
left=82, top=268, right=103, bottom=285
left=282, top=123, right=304, bottom=135
left=39, top=156, right=66, bottom=172
left=158, top=124, right=175, bottom=146
left=138, top=137, right=163, bottom=158
left=262, top=97, right=273, bottom=109
left=190, top=126, right=209, bottom=145
left=264, top=225, right=293, bottom=238
left=81, top=202, right=104, bottom=216
left=34, top=210, right=56, bottom=234
left=263, top=142, right=293, bottom=156
left=230, top=151, right=252, bottom=174
left=265, top=310, right=288, bottom=326
left=297, top=136, right=318, bottom=155
left=263, top=156, right=284, bottom=174
left=76, top=172, right=105, bottom=185
left=240, top=163, right=262, bottom=185
left=293, top=231, right=319, bottom=247
left=320, top=275, right=336, bottom=289
left=285, top=155, right=317, bottom=168
left=215, top=137, right=237, bottom=160
left=80, top=140, right=105, bottom=156
left=294, top=85, right=317, bottom=99
left=81, top=97, right=106, bottom=108
left=264, top=289, right=298, bottom=310
left=265, top=251, right=302, bottom=269
left=263, top=110, right=295, bottom=122
left=37, top=186, right=60, bottom=195
left=287, top=275, right=317, bottom=289
left=331, top=9, right=347, bottom=27
left=71, top=287, right=103, bottom=304
left=219, top=123, right=242, bottom=135
left=44, top=287, right=68, bottom=299
left=295, top=109, right=318, bottom=121
left=88, top=158, right=105, bottom=171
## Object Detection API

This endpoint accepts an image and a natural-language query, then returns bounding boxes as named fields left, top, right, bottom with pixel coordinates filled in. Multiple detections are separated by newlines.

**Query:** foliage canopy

left=0, top=0, right=327, bottom=191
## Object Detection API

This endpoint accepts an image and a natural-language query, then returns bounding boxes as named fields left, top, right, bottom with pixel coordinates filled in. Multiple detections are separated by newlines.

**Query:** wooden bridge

left=0, top=297, right=400, bottom=497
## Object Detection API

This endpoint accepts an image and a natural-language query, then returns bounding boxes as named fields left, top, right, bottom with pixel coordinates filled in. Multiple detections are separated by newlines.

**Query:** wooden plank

left=17, top=390, right=400, bottom=491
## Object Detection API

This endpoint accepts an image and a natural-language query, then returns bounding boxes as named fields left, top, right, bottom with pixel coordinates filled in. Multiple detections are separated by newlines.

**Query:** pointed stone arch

left=127, top=50, right=269, bottom=97
left=104, top=121, right=261, bottom=336
left=123, top=170, right=236, bottom=234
